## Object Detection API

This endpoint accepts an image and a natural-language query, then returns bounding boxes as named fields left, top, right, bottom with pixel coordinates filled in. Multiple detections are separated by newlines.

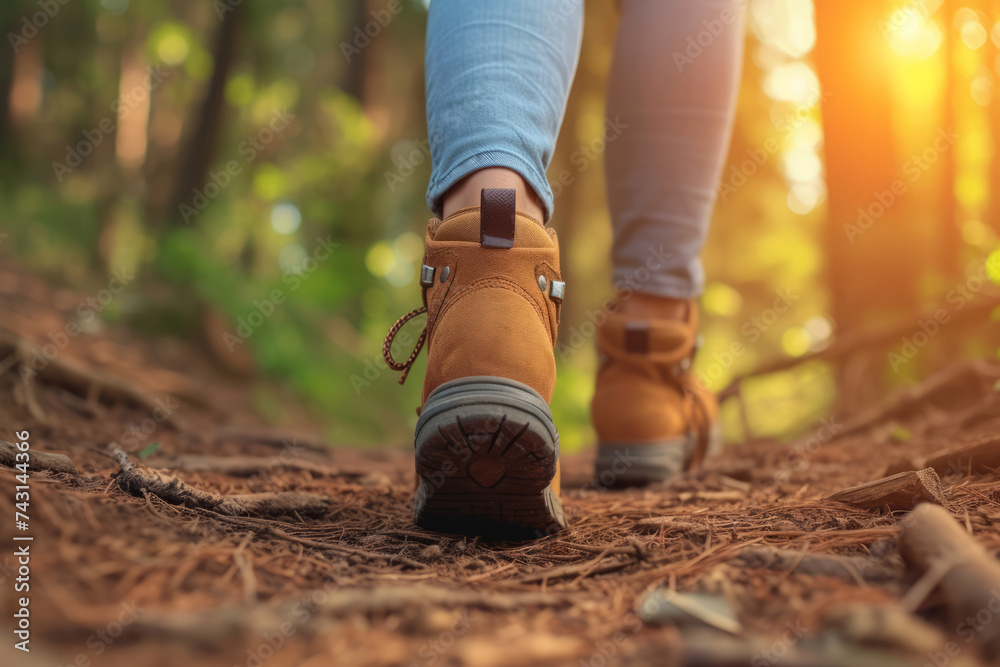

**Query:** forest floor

left=1, top=263, right=1000, bottom=667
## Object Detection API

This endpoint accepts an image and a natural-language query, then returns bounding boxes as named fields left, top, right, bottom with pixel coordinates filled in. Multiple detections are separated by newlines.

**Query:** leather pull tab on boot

left=480, top=188, right=516, bottom=249
left=624, top=321, right=651, bottom=354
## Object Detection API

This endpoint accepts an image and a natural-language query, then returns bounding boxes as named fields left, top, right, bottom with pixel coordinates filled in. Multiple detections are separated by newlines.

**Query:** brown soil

left=1, top=264, right=999, bottom=667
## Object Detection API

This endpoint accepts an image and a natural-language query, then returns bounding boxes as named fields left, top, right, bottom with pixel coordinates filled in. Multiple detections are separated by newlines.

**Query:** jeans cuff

left=610, top=269, right=703, bottom=300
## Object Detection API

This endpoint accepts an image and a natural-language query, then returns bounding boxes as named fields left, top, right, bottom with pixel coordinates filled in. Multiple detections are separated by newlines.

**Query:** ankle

left=442, top=168, right=545, bottom=222
left=616, top=292, right=690, bottom=322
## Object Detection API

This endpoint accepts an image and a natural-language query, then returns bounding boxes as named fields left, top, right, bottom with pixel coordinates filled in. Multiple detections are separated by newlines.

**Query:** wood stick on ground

left=735, top=545, right=899, bottom=584
left=634, top=518, right=711, bottom=536
left=109, top=444, right=331, bottom=518
left=153, top=454, right=339, bottom=478
left=518, top=554, right=635, bottom=584
left=827, top=468, right=946, bottom=511
left=899, top=503, right=1000, bottom=658
left=923, top=435, right=1000, bottom=477
left=0, top=440, right=77, bottom=475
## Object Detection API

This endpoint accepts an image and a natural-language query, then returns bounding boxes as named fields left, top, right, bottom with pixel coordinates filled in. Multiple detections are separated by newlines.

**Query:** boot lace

left=663, top=340, right=712, bottom=470
left=382, top=306, right=427, bottom=385
left=684, top=388, right=712, bottom=470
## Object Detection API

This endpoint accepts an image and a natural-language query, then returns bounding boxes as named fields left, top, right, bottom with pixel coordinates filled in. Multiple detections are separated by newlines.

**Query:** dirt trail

left=1, top=264, right=999, bottom=667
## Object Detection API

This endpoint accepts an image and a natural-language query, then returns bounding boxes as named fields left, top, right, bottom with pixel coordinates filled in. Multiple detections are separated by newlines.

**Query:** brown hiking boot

left=383, top=188, right=566, bottom=539
left=590, top=302, right=720, bottom=487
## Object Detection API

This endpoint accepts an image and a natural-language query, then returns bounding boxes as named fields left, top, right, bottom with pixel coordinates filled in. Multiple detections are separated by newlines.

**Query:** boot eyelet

left=420, top=265, right=435, bottom=287
left=440, top=265, right=450, bottom=282
left=549, top=280, right=565, bottom=303
left=537, top=275, right=548, bottom=292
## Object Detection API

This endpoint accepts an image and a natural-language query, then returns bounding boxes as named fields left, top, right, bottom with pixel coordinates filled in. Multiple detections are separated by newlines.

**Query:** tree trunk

left=937, top=0, right=959, bottom=281
left=0, top=17, right=15, bottom=154
left=986, top=0, right=1000, bottom=237
left=814, top=0, right=920, bottom=331
left=168, top=2, right=244, bottom=223
left=339, top=0, right=370, bottom=103
left=813, top=0, right=922, bottom=408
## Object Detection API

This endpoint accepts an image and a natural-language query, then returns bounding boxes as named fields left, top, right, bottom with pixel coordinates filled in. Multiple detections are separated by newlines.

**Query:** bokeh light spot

left=763, top=62, right=821, bottom=105
left=226, top=74, right=255, bottom=107
left=252, top=164, right=286, bottom=201
left=987, top=248, right=1000, bottom=285
left=270, top=202, right=301, bottom=235
left=887, top=8, right=942, bottom=58
left=971, top=76, right=993, bottom=106
left=961, top=220, right=991, bottom=246
left=781, top=326, right=811, bottom=357
left=365, top=242, right=396, bottom=278
left=386, top=262, right=414, bottom=287
left=702, top=282, right=743, bottom=317
left=151, top=24, right=190, bottom=66
left=100, top=0, right=129, bottom=16
left=961, top=20, right=989, bottom=49
left=803, top=316, right=833, bottom=344
left=393, top=232, right=424, bottom=262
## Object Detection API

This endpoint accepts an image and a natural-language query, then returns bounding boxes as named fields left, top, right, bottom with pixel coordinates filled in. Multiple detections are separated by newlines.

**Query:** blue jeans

left=425, top=0, right=745, bottom=299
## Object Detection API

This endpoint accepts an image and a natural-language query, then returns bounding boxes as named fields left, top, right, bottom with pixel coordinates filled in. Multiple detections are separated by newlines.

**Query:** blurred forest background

left=0, top=0, right=998, bottom=451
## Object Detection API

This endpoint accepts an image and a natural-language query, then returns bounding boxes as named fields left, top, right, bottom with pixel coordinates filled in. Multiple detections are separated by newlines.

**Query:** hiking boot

left=590, top=302, right=720, bottom=487
left=384, top=188, right=566, bottom=539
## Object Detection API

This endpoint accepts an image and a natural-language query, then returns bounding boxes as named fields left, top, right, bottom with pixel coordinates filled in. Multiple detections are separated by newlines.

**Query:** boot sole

left=595, top=423, right=723, bottom=488
left=413, top=376, right=566, bottom=541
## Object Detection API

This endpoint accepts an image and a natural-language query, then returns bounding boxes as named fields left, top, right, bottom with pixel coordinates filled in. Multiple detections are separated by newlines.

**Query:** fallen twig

left=109, top=444, right=330, bottom=518
left=827, top=468, right=946, bottom=511
left=899, top=503, right=1000, bottom=658
left=635, top=518, right=711, bottom=535
left=735, top=545, right=898, bottom=584
left=154, top=454, right=338, bottom=478
left=0, top=440, right=77, bottom=475
left=923, top=435, right=1000, bottom=477
left=519, top=549, right=638, bottom=584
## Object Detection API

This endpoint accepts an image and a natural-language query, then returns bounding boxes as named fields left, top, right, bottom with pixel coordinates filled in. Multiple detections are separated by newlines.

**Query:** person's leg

left=425, top=0, right=584, bottom=222
left=385, top=1, right=584, bottom=538
left=592, top=0, right=745, bottom=486
left=606, top=0, right=744, bottom=316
